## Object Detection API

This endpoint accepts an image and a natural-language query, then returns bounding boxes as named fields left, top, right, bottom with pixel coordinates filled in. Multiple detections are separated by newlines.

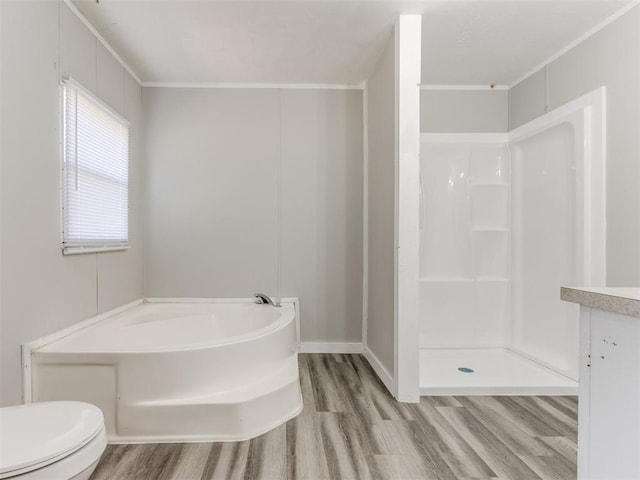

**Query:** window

left=61, top=79, right=129, bottom=254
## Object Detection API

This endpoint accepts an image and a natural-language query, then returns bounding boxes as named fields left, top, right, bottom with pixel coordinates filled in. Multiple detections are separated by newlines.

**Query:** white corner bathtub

left=25, top=299, right=302, bottom=443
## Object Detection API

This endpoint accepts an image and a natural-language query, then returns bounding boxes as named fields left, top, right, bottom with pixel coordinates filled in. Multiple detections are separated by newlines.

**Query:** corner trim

left=142, top=82, right=365, bottom=90
left=394, top=14, right=421, bottom=403
left=509, top=1, right=640, bottom=88
left=21, top=345, right=33, bottom=404
left=62, top=0, right=142, bottom=85
left=420, top=84, right=509, bottom=91
left=362, top=80, right=369, bottom=351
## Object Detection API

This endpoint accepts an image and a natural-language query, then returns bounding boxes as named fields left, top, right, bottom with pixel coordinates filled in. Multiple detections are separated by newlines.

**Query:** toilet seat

left=0, top=402, right=106, bottom=479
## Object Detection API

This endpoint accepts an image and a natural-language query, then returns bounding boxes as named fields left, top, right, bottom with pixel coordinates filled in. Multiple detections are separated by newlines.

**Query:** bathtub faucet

left=253, top=293, right=280, bottom=307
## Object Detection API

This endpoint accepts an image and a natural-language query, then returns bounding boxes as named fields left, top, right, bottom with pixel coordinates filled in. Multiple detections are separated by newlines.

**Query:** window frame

left=60, top=77, right=131, bottom=255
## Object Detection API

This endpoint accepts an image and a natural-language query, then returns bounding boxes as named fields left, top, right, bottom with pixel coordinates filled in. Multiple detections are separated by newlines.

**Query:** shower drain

left=457, top=367, right=474, bottom=373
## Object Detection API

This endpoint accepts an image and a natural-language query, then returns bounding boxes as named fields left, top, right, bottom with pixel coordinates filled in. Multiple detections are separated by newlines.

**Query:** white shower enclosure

left=417, top=88, right=606, bottom=395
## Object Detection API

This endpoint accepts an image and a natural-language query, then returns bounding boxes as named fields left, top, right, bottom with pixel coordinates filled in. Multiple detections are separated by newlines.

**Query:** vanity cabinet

left=561, top=287, right=640, bottom=480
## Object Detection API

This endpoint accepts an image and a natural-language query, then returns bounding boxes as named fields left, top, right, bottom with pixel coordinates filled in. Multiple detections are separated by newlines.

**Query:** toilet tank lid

left=0, top=401, right=104, bottom=476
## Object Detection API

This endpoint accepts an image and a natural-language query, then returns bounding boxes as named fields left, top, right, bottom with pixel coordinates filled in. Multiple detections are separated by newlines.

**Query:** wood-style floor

left=90, top=354, right=578, bottom=480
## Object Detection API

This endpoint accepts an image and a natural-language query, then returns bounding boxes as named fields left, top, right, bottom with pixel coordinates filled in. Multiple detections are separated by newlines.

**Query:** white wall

left=143, top=88, right=280, bottom=297
left=366, top=32, right=396, bottom=374
left=280, top=90, right=363, bottom=343
left=143, top=87, right=363, bottom=343
left=421, top=90, right=509, bottom=133
left=0, top=1, right=144, bottom=406
left=510, top=6, right=640, bottom=287
left=509, top=70, right=547, bottom=129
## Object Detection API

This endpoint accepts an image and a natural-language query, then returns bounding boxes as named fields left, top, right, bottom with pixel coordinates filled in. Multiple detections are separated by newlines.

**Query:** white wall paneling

left=96, top=43, right=125, bottom=115
left=143, top=88, right=280, bottom=298
left=509, top=69, right=548, bottom=130
left=0, top=1, right=144, bottom=406
left=60, top=1, right=97, bottom=93
left=421, top=90, right=509, bottom=133
left=143, top=87, right=363, bottom=344
left=60, top=0, right=141, bottom=84
left=507, top=1, right=640, bottom=89
left=280, top=89, right=363, bottom=343
left=365, top=31, right=396, bottom=378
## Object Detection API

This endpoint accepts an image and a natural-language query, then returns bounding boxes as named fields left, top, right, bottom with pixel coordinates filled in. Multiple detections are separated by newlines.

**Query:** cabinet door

left=582, top=308, right=640, bottom=479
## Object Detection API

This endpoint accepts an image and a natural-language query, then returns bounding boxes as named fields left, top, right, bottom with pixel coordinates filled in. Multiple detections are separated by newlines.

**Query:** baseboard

left=420, top=385, right=578, bottom=396
left=363, top=347, right=396, bottom=396
left=299, top=342, right=363, bottom=354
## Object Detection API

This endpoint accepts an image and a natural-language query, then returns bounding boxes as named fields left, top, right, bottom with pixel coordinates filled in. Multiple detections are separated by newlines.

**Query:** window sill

left=62, top=245, right=130, bottom=255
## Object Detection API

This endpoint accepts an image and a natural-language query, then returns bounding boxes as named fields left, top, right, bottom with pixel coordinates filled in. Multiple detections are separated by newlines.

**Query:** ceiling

left=72, top=0, right=634, bottom=86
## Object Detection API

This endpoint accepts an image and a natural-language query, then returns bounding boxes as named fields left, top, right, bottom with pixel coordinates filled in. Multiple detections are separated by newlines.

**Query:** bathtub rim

left=21, top=297, right=300, bottom=404
left=37, top=303, right=295, bottom=354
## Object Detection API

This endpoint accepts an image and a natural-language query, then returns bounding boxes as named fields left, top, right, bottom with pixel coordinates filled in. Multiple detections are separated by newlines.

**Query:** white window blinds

left=61, top=80, right=130, bottom=254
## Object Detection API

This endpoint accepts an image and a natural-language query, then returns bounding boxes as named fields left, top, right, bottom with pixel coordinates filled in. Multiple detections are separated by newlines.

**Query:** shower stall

left=417, top=88, right=606, bottom=395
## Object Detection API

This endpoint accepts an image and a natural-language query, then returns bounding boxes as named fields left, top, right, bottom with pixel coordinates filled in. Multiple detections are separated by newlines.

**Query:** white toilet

left=0, top=401, right=106, bottom=480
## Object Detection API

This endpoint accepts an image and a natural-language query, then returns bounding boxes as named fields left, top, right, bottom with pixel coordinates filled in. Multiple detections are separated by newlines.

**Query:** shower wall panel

left=511, top=122, right=580, bottom=380
left=420, top=141, right=510, bottom=348
left=421, top=145, right=473, bottom=280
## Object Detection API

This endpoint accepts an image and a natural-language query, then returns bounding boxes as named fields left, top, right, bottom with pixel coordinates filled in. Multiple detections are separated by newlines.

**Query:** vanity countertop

left=561, top=287, right=640, bottom=318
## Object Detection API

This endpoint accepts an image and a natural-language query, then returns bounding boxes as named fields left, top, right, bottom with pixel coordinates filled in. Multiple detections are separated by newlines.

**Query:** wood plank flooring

left=90, top=354, right=578, bottom=479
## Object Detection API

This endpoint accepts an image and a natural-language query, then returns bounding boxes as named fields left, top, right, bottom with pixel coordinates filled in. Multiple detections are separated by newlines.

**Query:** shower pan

left=418, top=88, right=606, bottom=395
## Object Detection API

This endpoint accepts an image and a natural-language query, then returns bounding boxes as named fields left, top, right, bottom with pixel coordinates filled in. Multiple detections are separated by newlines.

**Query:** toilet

left=0, top=401, right=106, bottom=480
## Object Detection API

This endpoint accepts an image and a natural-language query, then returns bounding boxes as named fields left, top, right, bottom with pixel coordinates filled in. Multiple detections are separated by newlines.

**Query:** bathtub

left=24, top=299, right=302, bottom=443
